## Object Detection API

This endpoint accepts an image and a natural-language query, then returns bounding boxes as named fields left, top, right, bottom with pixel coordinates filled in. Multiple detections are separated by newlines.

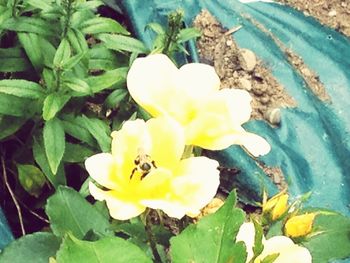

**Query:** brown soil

left=279, top=0, right=350, bottom=37
left=193, top=10, right=296, bottom=124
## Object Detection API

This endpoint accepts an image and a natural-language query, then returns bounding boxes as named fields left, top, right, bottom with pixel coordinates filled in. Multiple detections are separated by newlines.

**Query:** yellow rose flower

left=85, top=117, right=220, bottom=220
left=127, top=54, right=271, bottom=157
left=236, top=222, right=312, bottom=263
left=263, top=190, right=289, bottom=221
left=285, top=213, right=316, bottom=238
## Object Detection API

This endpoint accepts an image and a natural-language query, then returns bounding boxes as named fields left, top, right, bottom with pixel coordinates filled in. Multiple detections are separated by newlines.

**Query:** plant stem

left=12, top=0, right=19, bottom=17
left=163, top=10, right=184, bottom=56
left=182, top=145, right=193, bottom=159
left=62, top=0, right=73, bottom=38
left=144, top=209, right=162, bottom=262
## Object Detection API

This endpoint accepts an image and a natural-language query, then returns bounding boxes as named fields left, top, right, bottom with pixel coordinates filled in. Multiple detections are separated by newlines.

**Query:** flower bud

left=263, top=191, right=289, bottom=221
left=285, top=213, right=316, bottom=238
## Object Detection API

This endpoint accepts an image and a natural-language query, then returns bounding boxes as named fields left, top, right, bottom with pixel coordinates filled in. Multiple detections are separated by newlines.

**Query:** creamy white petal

left=85, top=153, right=118, bottom=189
left=89, top=182, right=145, bottom=220
left=147, top=117, right=185, bottom=168
left=141, top=157, right=220, bottom=219
left=236, top=222, right=256, bottom=263
left=177, top=63, right=221, bottom=98
left=258, top=236, right=312, bottom=263
left=236, top=131, right=271, bottom=157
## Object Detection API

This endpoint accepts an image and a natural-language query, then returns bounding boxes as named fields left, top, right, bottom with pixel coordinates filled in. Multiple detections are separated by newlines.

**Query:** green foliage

left=45, top=186, right=111, bottom=239
left=43, top=118, right=66, bottom=175
left=56, top=235, right=152, bottom=263
left=170, top=191, right=247, bottom=263
left=0, top=232, right=61, bottom=263
left=146, top=9, right=201, bottom=57
left=301, top=211, right=350, bottom=263
left=17, top=164, right=46, bottom=198
left=0, top=0, right=134, bottom=201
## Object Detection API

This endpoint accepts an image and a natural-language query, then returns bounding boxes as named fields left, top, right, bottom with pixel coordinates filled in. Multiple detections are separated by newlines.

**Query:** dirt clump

left=193, top=10, right=296, bottom=122
left=279, top=0, right=350, bottom=37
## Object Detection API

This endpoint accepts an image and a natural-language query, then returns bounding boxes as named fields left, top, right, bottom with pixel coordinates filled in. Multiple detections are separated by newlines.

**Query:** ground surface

left=279, top=0, right=350, bottom=37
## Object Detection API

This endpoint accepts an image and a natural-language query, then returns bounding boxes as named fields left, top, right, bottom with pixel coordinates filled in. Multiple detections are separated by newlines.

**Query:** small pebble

left=238, top=78, right=252, bottom=91
left=265, top=108, right=281, bottom=125
left=260, top=96, right=270, bottom=105
left=239, top=48, right=257, bottom=72
left=301, top=67, right=312, bottom=77
left=328, top=10, right=337, bottom=17
left=226, top=39, right=233, bottom=46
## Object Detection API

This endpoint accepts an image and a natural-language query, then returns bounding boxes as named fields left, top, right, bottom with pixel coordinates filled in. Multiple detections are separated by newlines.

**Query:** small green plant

left=147, top=9, right=201, bottom=57
left=0, top=0, right=148, bottom=231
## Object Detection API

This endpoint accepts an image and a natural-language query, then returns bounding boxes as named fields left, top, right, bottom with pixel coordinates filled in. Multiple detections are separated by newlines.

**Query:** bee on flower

left=85, top=117, right=220, bottom=220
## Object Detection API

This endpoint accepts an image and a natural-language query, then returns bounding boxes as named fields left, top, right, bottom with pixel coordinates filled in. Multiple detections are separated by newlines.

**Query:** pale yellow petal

left=234, top=131, right=271, bottom=157
left=146, top=117, right=185, bottom=168
left=177, top=63, right=220, bottom=98
left=256, top=236, right=312, bottom=263
left=127, top=54, right=177, bottom=110
left=127, top=54, right=196, bottom=124
left=172, top=157, right=220, bottom=217
left=236, top=222, right=256, bottom=263
left=141, top=157, right=219, bottom=219
left=85, top=153, right=119, bottom=189
left=111, top=119, right=152, bottom=180
left=89, top=182, right=145, bottom=220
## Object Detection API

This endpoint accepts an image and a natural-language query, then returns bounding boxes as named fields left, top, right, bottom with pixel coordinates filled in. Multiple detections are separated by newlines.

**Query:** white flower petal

left=236, top=131, right=271, bottom=157
left=147, top=117, right=185, bottom=168
left=259, top=236, right=312, bottom=263
left=89, top=182, right=145, bottom=220
left=141, top=157, right=220, bottom=219
left=236, top=222, right=256, bottom=263
left=85, top=153, right=118, bottom=189
left=177, top=63, right=221, bottom=97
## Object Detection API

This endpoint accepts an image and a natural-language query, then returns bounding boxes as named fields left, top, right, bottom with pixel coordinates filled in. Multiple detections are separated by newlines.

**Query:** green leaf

left=0, top=94, right=34, bottom=117
left=56, top=234, right=152, bottom=263
left=252, top=219, right=264, bottom=260
left=67, top=28, right=89, bottom=54
left=81, top=115, right=111, bottom=152
left=42, top=68, right=56, bottom=90
left=0, top=232, right=61, bottom=263
left=87, top=67, right=127, bottom=93
left=260, top=253, right=279, bottom=263
left=33, top=135, right=66, bottom=188
left=177, top=28, right=201, bottom=43
left=89, top=45, right=126, bottom=70
left=18, top=33, right=43, bottom=72
left=0, top=79, right=45, bottom=99
left=146, top=22, right=165, bottom=35
left=170, top=191, right=247, bottom=263
left=76, top=0, right=104, bottom=10
left=61, top=114, right=96, bottom=147
left=0, top=115, right=26, bottom=140
left=302, top=212, right=350, bottom=263
left=70, top=8, right=95, bottom=29
left=26, top=0, right=53, bottom=10
left=17, top=164, right=46, bottom=197
left=62, top=77, right=90, bottom=95
left=104, top=88, right=128, bottom=109
left=62, top=51, right=87, bottom=71
left=1, top=17, right=56, bottom=36
left=80, top=17, right=129, bottom=35
left=43, top=118, right=65, bottom=175
left=62, top=142, right=94, bottom=163
left=54, top=39, right=71, bottom=67
left=45, top=186, right=111, bottom=238
left=42, top=93, right=70, bottom=121
left=0, top=47, right=31, bottom=72
left=98, top=34, right=148, bottom=53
